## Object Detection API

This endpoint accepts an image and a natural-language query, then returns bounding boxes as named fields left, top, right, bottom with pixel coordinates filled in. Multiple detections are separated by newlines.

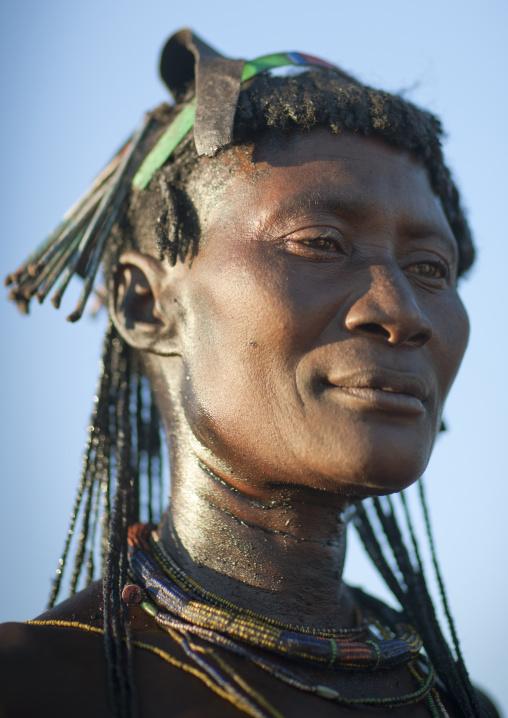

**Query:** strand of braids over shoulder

left=352, top=496, right=483, bottom=717
left=46, top=323, right=165, bottom=717
left=47, top=328, right=114, bottom=608
left=103, top=334, right=137, bottom=717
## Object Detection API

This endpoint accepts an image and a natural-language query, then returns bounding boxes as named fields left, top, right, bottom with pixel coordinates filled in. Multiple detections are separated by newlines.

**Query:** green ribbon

left=132, top=102, right=196, bottom=190
left=132, top=53, right=315, bottom=190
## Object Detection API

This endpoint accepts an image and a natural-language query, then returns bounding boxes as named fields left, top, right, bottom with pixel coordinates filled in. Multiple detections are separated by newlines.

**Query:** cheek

left=183, top=246, right=335, bottom=374
left=178, top=256, right=290, bottom=443
left=432, top=292, right=470, bottom=398
left=177, top=251, right=336, bottom=462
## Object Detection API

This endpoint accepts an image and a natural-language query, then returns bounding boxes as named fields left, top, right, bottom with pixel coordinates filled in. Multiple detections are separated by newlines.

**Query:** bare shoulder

left=0, top=583, right=244, bottom=718
left=0, top=622, right=108, bottom=717
left=0, top=582, right=110, bottom=718
left=475, top=688, right=503, bottom=718
left=0, top=580, right=105, bottom=657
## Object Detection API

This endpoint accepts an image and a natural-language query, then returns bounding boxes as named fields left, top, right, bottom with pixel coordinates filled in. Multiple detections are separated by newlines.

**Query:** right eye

left=300, top=237, right=340, bottom=251
left=283, top=229, right=346, bottom=260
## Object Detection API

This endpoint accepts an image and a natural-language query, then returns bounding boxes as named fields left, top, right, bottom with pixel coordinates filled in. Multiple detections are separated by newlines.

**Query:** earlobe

left=110, top=251, right=181, bottom=356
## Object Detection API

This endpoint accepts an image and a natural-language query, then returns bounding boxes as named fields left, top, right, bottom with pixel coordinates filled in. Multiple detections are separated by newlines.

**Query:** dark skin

left=0, top=130, right=478, bottom=717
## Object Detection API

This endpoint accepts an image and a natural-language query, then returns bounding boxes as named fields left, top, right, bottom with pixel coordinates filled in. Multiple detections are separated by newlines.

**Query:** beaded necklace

left=125, top=523, right=449, bottom=717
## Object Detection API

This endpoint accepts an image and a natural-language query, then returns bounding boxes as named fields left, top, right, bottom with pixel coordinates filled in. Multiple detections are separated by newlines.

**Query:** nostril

left=352, top=323, right=431, bottom=346
left=358, top=323, right=391, bottom=339
left=409, top=331, right=430, bottom=347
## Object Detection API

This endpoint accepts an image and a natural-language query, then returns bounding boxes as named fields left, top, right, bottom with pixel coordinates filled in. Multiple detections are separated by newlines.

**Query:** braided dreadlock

left=6, top=35, right=486, bottom=718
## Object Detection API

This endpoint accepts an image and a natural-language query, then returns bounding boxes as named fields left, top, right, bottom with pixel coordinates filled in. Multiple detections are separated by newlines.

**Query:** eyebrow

left=261, top=190, right=459, bottom=254
left=265, top=189, right=445, bottom=230
left=262, top=192, right=368, bottom=230
left=280, top=191, right=367, bottom=215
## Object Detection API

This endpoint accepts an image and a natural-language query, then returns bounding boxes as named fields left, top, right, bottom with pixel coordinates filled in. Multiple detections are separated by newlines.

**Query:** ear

left=110, top=251, right=181, bottom=356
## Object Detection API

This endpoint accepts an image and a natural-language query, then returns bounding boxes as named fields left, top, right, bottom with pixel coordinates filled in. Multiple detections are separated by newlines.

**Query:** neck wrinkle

left=159, top=455, right=356, bottom=630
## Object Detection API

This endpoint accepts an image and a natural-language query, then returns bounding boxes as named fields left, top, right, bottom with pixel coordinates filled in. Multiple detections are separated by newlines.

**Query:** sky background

left=0, top=0, right=506, bottom=712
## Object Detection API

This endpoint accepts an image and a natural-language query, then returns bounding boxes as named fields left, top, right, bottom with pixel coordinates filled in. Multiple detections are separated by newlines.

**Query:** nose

left=344, top=264, right=433, bottom=347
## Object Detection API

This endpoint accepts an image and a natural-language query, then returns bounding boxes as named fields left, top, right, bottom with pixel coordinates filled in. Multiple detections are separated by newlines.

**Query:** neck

left=159, top=454, right=355, bottom=629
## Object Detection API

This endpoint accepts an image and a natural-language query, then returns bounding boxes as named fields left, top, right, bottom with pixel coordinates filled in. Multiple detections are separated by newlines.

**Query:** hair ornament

left=135, top=36, right=339, bottom=188
left=5, top=29, right=338, bottom=322
left=5, top=114, right=159, bottom=321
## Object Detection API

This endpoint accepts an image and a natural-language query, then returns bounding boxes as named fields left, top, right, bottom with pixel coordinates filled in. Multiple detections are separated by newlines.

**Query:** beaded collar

left=125, top=523, right=447, bottom=717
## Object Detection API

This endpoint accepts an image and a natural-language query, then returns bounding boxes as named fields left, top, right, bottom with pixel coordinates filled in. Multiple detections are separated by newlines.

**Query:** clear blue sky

left=0, top=0, right=506, bottom=711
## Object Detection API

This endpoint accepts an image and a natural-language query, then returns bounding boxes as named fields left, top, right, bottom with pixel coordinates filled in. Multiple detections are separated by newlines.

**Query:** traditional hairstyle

left=5, top=28, right=484, bottom=718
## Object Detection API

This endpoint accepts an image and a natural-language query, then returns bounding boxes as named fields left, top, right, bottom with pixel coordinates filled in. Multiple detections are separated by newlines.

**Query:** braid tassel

left=352, top=494, right=486, bottom=717
left=5, top=114, right=160, bottom=322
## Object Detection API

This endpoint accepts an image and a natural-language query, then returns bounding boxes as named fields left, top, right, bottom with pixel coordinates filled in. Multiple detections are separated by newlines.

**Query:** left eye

left=410, top=261, right=448, bottom=279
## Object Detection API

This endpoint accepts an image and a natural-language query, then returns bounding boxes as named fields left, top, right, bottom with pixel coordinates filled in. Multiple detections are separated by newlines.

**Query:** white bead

left=315, top=685, right=340, bottom=699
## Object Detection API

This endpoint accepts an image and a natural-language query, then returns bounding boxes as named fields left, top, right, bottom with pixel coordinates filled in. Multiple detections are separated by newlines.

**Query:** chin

left=351, top=457, right=429, bottom=497
left=300, top=428, right=435, bottom=498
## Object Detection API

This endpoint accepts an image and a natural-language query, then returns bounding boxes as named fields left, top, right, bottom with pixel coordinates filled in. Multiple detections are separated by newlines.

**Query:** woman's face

left=172, top=128, right=469, bottom=498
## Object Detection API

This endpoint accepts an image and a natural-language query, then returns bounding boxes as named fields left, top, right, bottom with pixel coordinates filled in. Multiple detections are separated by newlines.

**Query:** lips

left=323, top=369, right=429, bottom=414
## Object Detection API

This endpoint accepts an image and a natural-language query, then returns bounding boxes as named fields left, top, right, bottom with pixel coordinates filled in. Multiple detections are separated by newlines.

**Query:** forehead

left=193, top=129, right=453, bottom=242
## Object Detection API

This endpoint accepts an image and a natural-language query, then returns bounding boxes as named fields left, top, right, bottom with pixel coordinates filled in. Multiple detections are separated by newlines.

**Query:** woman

left=0, top=29, right=499, bottom=718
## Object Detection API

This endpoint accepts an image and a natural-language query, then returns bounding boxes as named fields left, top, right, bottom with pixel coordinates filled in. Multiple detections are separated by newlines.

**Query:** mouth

left=323, top=369, right=429, bottom=415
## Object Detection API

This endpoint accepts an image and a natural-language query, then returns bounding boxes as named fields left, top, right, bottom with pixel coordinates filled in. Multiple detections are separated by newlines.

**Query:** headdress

left=5, top=29, right=338, bottom=322
left=5, top=29, right=483, bottom=718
